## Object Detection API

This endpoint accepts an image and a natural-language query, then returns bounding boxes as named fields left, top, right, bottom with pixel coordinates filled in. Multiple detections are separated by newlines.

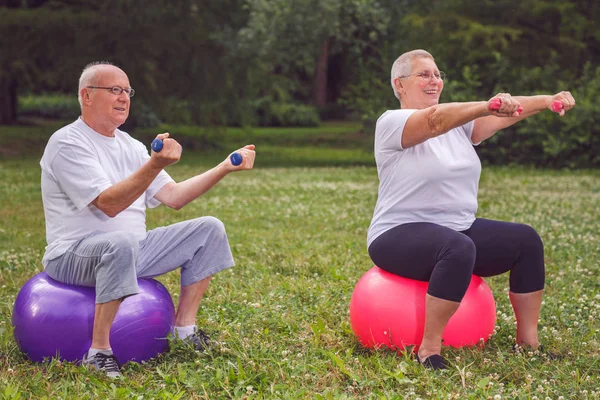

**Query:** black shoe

left=82, top=351, right=122, bottom=378
left=185, top=328, right=211, bottom=351
left=417, top=354, right=448, bottom=370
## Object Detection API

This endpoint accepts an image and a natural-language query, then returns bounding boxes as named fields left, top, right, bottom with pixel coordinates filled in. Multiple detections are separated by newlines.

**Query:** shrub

left=18, top=94, right=79, bottom=120
left=160, top=98, right=194, bottom=125
left=249, top=97, right=320, bottom=127
left=121, top=102, right=161, bottom=131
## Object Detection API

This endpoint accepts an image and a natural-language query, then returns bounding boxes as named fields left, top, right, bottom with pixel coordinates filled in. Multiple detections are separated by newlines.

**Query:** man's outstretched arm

left=155, top=144, right=256, bottom=210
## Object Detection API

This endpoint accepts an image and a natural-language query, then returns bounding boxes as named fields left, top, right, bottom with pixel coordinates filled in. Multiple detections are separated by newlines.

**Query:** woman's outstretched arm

left=471, top=91, right=576, bottom=144
left=401, top=93, right=520, bottom=148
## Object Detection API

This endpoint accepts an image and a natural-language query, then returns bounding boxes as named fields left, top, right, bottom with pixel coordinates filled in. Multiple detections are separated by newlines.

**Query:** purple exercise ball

left=12, top=272, right=175, bottom=364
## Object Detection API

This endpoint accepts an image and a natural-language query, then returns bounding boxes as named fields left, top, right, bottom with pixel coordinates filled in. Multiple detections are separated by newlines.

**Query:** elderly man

left=40, top=61, right=255, bottom=377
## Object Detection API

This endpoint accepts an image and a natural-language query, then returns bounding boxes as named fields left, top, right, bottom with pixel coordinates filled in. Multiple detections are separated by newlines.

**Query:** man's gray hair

left=390, top=50, right=434, bottom=100
left=78, top=61, right=115, bottom=107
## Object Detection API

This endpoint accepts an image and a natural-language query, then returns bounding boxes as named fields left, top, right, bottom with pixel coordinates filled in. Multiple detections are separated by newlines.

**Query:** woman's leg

left=464, top=218, right=545, bottom=348
left=368, top=223, right=476, bottom=364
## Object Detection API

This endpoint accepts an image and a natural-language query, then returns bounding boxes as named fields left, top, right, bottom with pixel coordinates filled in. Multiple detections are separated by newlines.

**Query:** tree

left=0, top=0, right=245, bottom=125
left=234, top=0, right=389, bottom=108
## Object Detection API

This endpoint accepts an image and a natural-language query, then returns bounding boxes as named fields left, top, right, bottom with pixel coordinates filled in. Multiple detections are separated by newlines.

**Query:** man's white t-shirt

left=40, top=118, right=174, bottom=266
left=367, top=109, right=482, bottom=247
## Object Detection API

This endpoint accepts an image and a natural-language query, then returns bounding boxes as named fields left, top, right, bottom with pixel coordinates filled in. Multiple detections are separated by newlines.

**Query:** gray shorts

left=45, top=216, right=235, bottom=303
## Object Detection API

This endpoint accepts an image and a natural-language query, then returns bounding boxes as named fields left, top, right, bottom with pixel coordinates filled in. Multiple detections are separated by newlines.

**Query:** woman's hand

left=549, top=91, right=576, bottom=116
left=488, top=93, right=522, bottom=117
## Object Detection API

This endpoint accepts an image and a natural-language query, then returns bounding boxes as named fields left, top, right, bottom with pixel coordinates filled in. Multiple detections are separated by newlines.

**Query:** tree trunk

left=0, top=74, right=18, bottom=124
left=314, top=38, right=330, bottom=108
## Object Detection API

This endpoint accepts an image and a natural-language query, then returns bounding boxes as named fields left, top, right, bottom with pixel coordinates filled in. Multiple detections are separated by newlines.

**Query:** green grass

left=0, top=122, right=599, bottom=399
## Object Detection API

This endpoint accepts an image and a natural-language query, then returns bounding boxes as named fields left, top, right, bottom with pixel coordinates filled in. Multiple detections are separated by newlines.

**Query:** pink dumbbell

left=551, top=100, right=564, bottom=113
left=489, top=98, right=523, bottom=115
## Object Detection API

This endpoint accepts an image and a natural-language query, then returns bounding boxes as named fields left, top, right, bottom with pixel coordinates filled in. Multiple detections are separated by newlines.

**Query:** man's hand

left=222, top=144, right=256, bottom=172
left=151, top=133, right=182, bottom=169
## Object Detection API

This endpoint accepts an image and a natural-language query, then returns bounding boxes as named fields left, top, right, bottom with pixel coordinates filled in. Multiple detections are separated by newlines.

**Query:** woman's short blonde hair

left=390, top=50, right=434, bottom=100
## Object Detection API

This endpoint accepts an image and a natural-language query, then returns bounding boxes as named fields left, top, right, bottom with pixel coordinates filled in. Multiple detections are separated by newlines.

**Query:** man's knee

left=194, top=216, right=227, bottom=237
left=97, top=232, right=139, bottom=272
left=104, top=231, right=139, bottom=254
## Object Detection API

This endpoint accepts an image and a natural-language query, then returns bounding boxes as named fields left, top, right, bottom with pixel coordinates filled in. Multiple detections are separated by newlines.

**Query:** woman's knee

left=510, top=224, right=545, bottom=293
left=518, top=224, right=544, bottom=255
left=441, top=234, right=476, bottom=267
left=427, top=235, right=476, bottom=301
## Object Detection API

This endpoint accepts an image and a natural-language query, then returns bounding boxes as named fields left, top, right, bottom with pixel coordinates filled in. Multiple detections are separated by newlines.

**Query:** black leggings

left=368, top=218, right=545, bottom=302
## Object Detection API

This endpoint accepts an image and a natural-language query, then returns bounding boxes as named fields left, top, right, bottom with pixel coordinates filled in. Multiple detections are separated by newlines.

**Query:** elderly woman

left=367, top=49, right=575, bottom=370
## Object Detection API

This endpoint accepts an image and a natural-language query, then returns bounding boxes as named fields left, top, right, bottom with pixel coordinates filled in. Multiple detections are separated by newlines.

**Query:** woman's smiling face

left=398, top=57, right=444, bottom=109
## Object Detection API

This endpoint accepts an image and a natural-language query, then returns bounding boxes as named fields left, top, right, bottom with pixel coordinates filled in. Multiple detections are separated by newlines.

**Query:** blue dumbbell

left=230, top=152, right=243, bottom=166
left=151, top=138, right=163, bottom=152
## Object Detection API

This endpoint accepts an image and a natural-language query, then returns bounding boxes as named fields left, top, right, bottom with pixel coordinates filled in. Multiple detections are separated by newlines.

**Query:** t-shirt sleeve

left=375, top=109, right=417, bottom=152
left=461, top=120, right=479, bottom=145
left=50, top=143, right=112, bottom=211
left=136, top=143, right=175, bottom=208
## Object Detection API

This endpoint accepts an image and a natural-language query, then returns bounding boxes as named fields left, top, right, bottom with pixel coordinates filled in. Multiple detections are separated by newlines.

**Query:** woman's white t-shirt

left=367, top=109, right=482, bottom=247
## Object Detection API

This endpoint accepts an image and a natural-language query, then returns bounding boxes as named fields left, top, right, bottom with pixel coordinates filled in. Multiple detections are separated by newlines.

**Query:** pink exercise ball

left=350, top=266, right=496, bottom=350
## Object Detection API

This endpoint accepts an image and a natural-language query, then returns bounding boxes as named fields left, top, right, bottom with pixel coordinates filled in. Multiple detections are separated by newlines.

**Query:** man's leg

left=45, top=231, right=139, bottom=376
left=92, top=300, right=121, bottom=349
left=137, top=216, right=235, bottom=347
left=175, top=277, right=212, bottom=327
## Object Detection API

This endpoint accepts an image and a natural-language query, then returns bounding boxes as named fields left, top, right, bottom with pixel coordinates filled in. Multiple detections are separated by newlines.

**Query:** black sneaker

left=185, top=328, right=211, bottom=351
left=82, top=351, right=122, bottom=378
left=417, top=354, right=448, bottom=370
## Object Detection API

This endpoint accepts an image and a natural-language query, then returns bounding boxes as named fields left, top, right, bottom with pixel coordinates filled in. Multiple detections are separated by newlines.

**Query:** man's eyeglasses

left=398, top=71, right=446, bottom=82
left=87, top=86, right=135, bottom=97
